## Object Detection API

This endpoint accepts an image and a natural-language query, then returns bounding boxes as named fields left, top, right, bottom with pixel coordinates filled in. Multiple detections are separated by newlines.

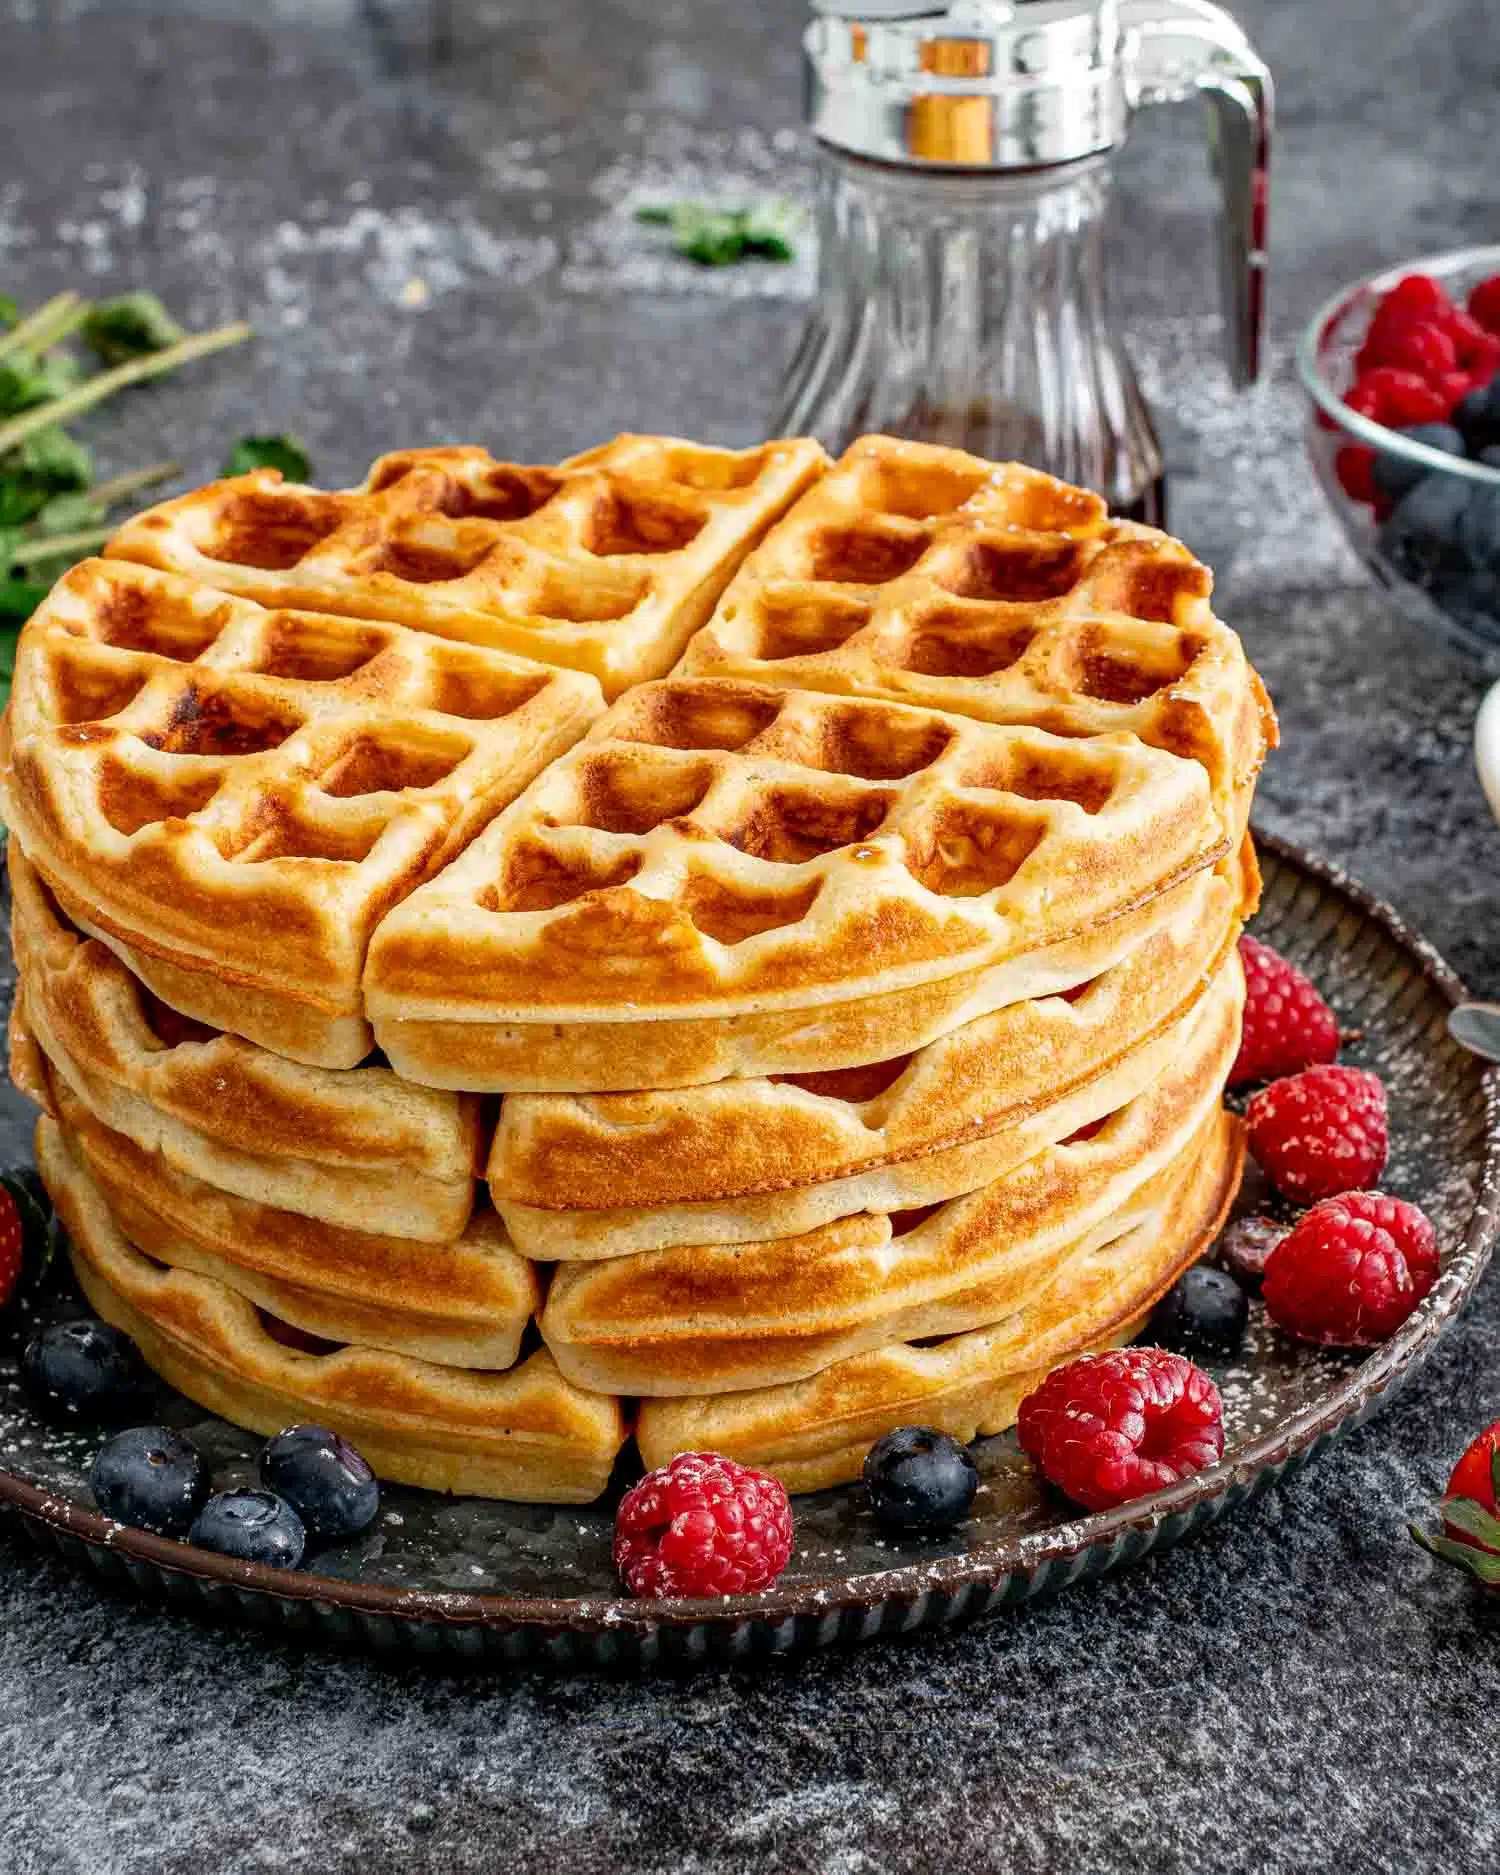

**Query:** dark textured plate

left=0, top=833, right=1495, bottom=1672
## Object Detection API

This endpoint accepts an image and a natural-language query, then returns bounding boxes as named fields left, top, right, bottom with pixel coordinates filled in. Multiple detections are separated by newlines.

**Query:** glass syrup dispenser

left=773, top=0, right=1273, bottom=523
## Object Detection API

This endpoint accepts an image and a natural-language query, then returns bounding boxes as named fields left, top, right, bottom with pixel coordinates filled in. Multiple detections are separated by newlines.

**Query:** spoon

left=1448, top=1003, right=1500, bottom=1062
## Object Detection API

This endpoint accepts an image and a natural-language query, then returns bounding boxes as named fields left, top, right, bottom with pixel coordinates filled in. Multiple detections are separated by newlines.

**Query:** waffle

left=41, top=1119, right=626, bottom=1503
left=678, top=436, right=1277, bottom=848
left=10, top=845, right=479, bottom=1241
left=539, top=951, right=1239, bottom=1394
left=366, top=677, right=1229, bottom=1092
left=491, top=864, right=1238, bottom=1258
left=105, top=438, right=829, bottom=698
left=4, top=558, right=604, bottom=1067
left=31, top=1067, right=528, bottom=1373
left=635, top=1104, right=1244, bottom=1491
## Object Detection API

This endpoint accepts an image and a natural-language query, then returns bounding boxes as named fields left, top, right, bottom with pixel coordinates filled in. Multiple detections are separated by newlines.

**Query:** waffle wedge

left=492, top=863, right=1239, bottom=1258
left=105, top=438, right=828, bottom=698
left=367, top=677, right=1230, bottom=1092
left=4, top=558, right=604, bottom=1067
left=636, top=1103, right=1244, bottom=1491
left=33, top=1059, right=531, bottom=1369
left=10, top=844, right=478, bottom=1240
left=40, top=1118, right=626, bottom=1503
left=679, top=436, right=1276, bottom=849
left=539, top=950, right=1240, bottom=1394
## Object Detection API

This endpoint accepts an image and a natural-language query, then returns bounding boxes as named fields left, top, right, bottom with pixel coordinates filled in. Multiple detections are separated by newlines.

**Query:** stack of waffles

left=2, top=433, right=1276, bottom=1502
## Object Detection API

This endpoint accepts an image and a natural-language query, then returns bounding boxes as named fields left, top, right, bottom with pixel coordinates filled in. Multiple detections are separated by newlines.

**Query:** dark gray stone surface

left=2, top=1, right=1500, bottom=1869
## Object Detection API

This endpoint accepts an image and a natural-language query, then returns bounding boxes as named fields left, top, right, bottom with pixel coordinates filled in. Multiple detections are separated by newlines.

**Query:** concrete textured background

left=2, top=1, right=1500, bottom=1869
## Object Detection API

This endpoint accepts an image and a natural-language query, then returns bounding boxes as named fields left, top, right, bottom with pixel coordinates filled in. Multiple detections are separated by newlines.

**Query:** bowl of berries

left=1299, top=246, right=1500, bottom=668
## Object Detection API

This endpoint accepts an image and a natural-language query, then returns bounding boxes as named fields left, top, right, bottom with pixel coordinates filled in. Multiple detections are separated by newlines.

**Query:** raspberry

left=1468, top=274, right=1500, bottom=336
left=0, top=1190, right=19, bottom=1310
left=1231, top=934, right=1339, bottom=1086
left=1355, top=367, right=1452, bottom=428
left=1018, top=1348, right=1223, bottom=1511
left=1375, top=321, right=1458, bottom=383
left=1383, top=273, right=1451, bottom=320
left=1262, top=1192, right=1437, bottom=1346
left=1436, top=370, right=1479, bottom=415
left=1247, top=1065, right=1388, bottom=1204
left=1441, top=309, right=1500, bottom=378
left=613, top=1451, right=793, bottom=1598
left=1334, top=444, right=1378, bottom=505
left=1342, top=378, right=1386, bottom=424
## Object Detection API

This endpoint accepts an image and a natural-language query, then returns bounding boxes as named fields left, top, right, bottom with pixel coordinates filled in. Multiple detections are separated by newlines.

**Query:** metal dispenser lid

left=806, top=0, right=1136, bottom=169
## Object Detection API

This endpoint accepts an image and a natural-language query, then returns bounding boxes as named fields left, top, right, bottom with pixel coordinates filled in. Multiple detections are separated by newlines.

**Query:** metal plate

left=0, top=832, right=1495, bottom=1672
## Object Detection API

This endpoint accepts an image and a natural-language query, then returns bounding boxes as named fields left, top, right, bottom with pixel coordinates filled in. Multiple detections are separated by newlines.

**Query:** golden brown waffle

left=491, top=865, right=1238, bottom=1258
left=4, top=559, right=603, bottom=1067
left=366, top=677, right=1229, bottom=1092
left=10, top=845, right=479, bottom=1241
left=539, top=955, right=1239, bottom=1395
left=636, top=1105, right=1244, bottom=1492
left=38, top=1062, right=531, bottom=1370
left=678, top=436, right=1276, bottom=848
left=41, top=1119, right=626, bottom=1503
left=105, top=438, right=828, bottom=698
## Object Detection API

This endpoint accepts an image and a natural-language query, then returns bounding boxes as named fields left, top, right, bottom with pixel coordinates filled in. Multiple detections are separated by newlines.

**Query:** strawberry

left=0, top=1168, right=56, bottom=1302
left=0, top=1187, right=22, bottom=1313
left=1412, top=1420, right=1500, bottom=1588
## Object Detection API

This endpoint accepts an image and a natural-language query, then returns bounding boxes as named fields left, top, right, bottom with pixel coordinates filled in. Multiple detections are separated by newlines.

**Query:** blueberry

left=1457, top=379, right=1500, bottom=452
left=190, top=1489, right=305, bottom=1568
left=1216, top=1215, right=1288, bottom=1286
left=863, top=1425, right=979, bottom=1533
left=90, top=1425, right=209, bottom=1536
left=1149, top=1266, right=1249, bottom=1359
left=1442, top=565, right=1500, bottom=637
left=1458, top=484, right=1500, bottom=572
left=259, top=1424, right=379, bottom=1541
left=1372, top=424, right=1467, bottom=501
left=1380, top=474, right=1473, bottom=584
left=22, top=1318, right=150, bottom=1423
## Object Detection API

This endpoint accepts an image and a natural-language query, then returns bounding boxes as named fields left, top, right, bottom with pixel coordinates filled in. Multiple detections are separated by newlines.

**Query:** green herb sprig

left=0, top=287, right=255, bottom=709
left=223, top=434, right=312, bottom=481
left=635, top=201, right=799, bottom=268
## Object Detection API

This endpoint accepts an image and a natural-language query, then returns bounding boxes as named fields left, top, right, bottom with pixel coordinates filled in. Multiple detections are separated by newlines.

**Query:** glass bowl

left=1298, top=243, right=1500, bottom=669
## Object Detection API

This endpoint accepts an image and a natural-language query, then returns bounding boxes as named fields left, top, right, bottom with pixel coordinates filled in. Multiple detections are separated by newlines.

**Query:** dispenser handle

left=1120, top=0, right=1273, bottom=387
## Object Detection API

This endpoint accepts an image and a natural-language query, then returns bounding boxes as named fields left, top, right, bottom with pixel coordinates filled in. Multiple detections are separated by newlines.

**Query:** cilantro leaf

left=222, top=434, right=313, bottom=482
left=0, top=296, right=17, bottom=330
left=81, top=292, right=186, bottom=366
